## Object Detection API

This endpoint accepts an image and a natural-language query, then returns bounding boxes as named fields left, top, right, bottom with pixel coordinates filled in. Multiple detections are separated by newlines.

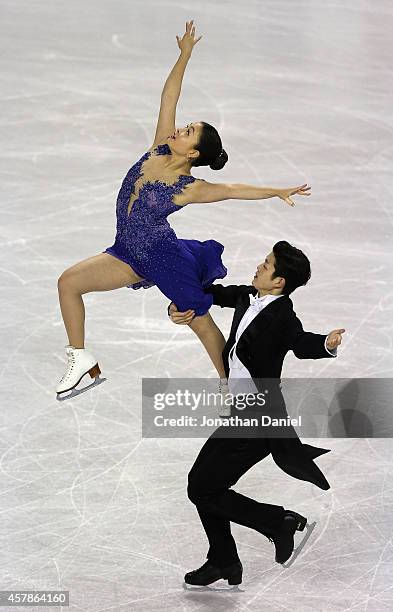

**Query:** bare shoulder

left=172, top=178, right=205, bottom=206
left=142, top=141, right=171, bottom=170
left=147, top=138, right=170, bottom=152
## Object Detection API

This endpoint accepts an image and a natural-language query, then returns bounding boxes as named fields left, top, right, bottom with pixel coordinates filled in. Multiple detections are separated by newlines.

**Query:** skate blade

left=281, top=521, right=316, bottom=568
left=56, top=376, right=106, bottom=401
left=183, top=582, right=243, bottom=593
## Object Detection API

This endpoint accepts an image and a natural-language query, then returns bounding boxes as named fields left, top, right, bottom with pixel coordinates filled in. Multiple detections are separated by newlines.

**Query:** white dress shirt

left=228, top=292, right=336, bottom=396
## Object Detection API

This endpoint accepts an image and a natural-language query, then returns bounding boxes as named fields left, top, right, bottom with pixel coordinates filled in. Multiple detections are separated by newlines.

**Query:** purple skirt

left=103, top=238, right=227, bottom=316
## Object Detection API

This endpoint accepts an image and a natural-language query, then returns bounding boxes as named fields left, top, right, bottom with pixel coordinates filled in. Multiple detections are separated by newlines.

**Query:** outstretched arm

left=188, top=179, right=311, bottom=207
left=288, top=314, right=345, bottom=359
left=152, top=20, right=202, bottom=148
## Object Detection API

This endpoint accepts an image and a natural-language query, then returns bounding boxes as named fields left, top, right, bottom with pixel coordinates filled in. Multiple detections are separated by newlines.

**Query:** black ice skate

left=269, top=510, right=316, bottom=568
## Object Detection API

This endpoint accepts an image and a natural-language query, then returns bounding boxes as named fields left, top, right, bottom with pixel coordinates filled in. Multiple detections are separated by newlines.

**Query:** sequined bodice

left=105, top=142, right=226, bottom=298
left=115, top=143, right=195, bottom=228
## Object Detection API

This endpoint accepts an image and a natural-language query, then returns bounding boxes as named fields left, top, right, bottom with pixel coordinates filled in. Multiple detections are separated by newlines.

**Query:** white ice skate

left=218, top=379, right=232, bottom=418
left=56, top=345, right=104, bottom=400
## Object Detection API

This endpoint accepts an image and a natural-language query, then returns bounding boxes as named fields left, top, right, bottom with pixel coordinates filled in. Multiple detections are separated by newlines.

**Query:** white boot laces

left=59, top=351, right=76, bottom=383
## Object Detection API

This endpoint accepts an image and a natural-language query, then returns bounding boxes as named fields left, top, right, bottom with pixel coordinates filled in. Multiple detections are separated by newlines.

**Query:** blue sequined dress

left=103, top=143, right=227, bottom=316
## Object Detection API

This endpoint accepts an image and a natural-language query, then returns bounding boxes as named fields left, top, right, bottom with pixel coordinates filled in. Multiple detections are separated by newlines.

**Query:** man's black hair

left=272, top=241, right=311, bottom=295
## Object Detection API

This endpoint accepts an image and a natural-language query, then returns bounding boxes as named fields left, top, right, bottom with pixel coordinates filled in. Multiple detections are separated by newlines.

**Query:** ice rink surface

left=1, top=0, right=393, bottom=610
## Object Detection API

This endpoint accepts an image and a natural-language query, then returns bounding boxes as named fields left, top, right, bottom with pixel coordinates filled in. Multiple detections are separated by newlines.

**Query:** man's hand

left=176, top=20, right=202, bottom=55
left=326, top=328, right=345, bottom=350
left=168, top=302, right=195, bottom=325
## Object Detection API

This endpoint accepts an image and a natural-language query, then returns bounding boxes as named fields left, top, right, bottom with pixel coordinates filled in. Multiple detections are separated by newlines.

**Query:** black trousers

left=187, top=428, right=286, bottom=568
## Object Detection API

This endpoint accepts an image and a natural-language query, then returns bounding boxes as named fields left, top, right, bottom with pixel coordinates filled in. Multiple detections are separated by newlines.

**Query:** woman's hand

left=277, top=184, right=312, bottom=207
left=176, top=20, right=202, bottom=55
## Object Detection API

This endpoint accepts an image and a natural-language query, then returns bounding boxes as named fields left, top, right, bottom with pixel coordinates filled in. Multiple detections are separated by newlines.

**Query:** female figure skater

left=56, top=20, right=311, bottom=396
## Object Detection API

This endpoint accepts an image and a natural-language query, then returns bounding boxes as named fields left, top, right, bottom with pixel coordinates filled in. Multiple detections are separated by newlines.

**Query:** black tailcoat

left=203, top=283, right=334, bottom=490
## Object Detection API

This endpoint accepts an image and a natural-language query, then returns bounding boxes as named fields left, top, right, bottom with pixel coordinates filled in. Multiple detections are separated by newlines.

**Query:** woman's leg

left=57, top=253, right=144, bottom=348
left=188, top=312, right=226, bottom=378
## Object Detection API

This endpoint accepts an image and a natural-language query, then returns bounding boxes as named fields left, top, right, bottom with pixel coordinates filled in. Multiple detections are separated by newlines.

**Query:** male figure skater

left=167, top=240, right=344, bottom=586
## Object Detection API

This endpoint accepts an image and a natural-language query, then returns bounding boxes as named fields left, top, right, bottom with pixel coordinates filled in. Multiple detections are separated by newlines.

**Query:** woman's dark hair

left=191, top=121, right=228, bottom=170
left=272, top=240, right=311, bottom=295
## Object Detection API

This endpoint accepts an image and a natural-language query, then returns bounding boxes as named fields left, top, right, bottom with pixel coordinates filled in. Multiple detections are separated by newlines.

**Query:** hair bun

left=209, top=148, right=228, bottom=171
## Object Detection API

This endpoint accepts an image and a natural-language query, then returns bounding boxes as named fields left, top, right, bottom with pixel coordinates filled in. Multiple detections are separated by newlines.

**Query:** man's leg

left=187, top=432, right=286, bottom=568
left=196, top=507, right=240, bottom=566
left=187, top=437, right=239, bottom=564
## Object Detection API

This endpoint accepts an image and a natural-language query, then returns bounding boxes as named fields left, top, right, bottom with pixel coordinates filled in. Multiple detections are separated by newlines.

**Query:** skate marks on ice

left=56, top=375, right=107, bottom=401
left=281, top=521, right=317, bottom=568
